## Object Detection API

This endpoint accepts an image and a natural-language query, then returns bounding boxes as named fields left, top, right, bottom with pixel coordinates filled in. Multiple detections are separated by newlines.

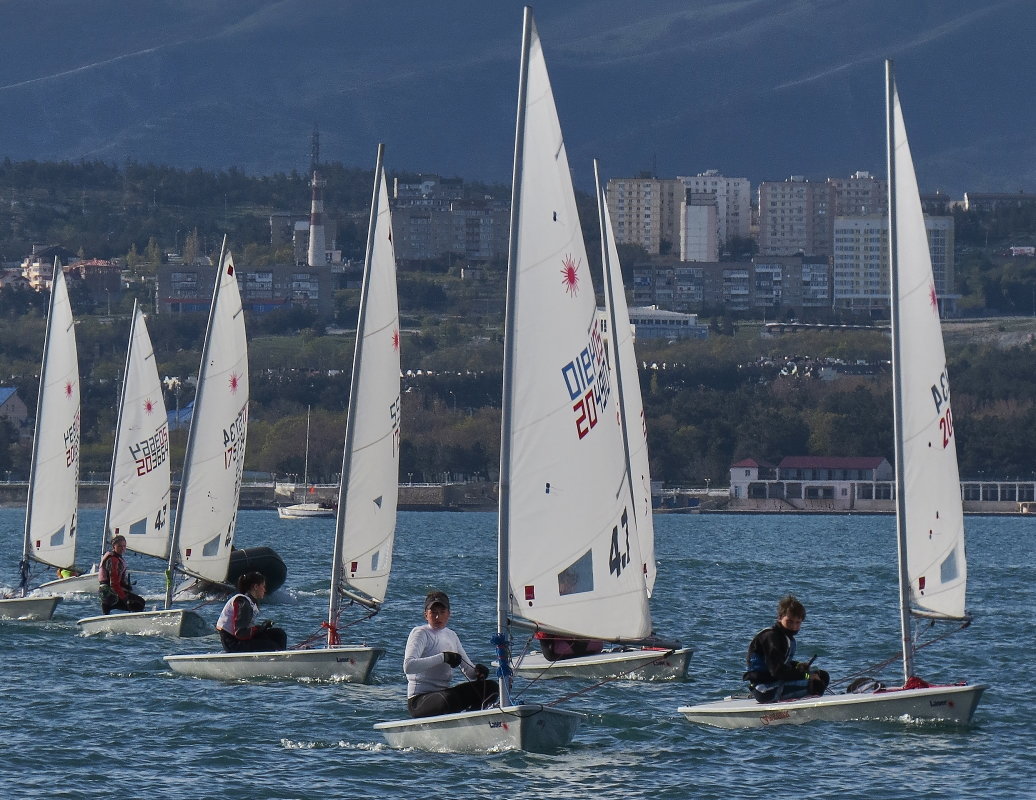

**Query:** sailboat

left=374, top=9, right=588, bottom=753
left=0, top=262, right=78, bottom=621
left=164, top=147, right=397, bottom=682
left=678, top=61, right=987, bottom=728
left=277, top=406, right=335, bottom=519
left=76, top=245, right=246, bottom=637
left=510, top=163, right=692, bottom=682
left=75, top=302, right=205, bottom=636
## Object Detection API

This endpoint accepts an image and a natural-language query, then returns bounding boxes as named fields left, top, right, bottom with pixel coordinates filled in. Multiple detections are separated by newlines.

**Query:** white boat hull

left=76, top=608, right=211, bottom=638
left=514, top=647, right=692, bottom=681
left=38, top=570, right=99, bottom=595
left=678, top=683, right=987, bottom=728
left=374, top=704, right=581, bottom=753
left=0, top=595, right=62, bottom=620
left=277, top=503, right=335, bottom=519
left=164, top=645, right=384, bottom=682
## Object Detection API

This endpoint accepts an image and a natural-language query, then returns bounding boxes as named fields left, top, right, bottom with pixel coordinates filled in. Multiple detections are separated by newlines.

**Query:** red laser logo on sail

left=929, top=284, right=938, bottom=311
left=144, top=398, right=155, bottom=414
left=229, top=373, right=240, bottom=393
left=561, top=255, right=580, bottom=296
left=64, top=381, right=74, bottom=398
left=392, top=329, right=400, bottom=351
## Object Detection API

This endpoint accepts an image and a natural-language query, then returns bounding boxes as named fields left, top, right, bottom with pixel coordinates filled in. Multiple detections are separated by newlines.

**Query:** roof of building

left=0, top=387, right=17, bottom=406
left=778, top=456, right=887, bottom=469
left=731, top=458, right=777, bottom=468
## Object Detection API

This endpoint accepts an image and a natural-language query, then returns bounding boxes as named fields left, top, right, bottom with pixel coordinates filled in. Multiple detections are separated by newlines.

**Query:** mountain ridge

left=1, top=0, right=1032, bottom=195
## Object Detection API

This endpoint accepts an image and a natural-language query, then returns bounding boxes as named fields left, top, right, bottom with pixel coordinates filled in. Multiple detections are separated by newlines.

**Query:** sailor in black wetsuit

left=744, top=594, right=829, bottom=703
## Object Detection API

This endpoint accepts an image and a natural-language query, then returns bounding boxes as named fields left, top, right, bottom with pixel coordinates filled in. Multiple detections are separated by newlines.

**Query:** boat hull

left=76, top=608, right=211, bottom=637
left=374, top=704, right=581, bottom=754
left=164, top=645, right=384, bottom=682
left=277, top=504, right=335, bottom=519
left=38, top=571, right=99, bottom=595
left=0, top=595, right=62, bottom=620
left=514, top=647, right=692, bottom=681
left=678, top=683, right=987, bottom=728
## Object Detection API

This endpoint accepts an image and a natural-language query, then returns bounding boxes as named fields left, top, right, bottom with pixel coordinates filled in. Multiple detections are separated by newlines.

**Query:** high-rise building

left=680, top=192, right=719, bottom=262
left=677, top=170, right=751, bottom=245
left=832, top=214, right=955, bottom=314
left=606, top=176, right=681, bottom=255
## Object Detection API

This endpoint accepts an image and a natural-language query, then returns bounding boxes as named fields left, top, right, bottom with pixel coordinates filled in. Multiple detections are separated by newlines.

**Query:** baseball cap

left=424, top=591, right=450, bottom=611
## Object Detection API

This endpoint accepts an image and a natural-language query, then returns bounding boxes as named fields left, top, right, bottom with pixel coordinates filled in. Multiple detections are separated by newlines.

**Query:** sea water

left=0, top=509, right=1032, bottom=799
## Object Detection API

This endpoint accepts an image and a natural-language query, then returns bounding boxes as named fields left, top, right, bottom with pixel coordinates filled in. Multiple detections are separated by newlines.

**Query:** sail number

left=223, top=408, right=247, bottom=469
left=130, top=423, right=169, bottom=476
left=608, top=507, right=631, bottom=577
left=563, top=318, right=612, bottom=440
left=930, top=370, right=954, bottom=449
left=939, top=407, right=954, bottom=448
left=64, top=411, right=81, bottom=468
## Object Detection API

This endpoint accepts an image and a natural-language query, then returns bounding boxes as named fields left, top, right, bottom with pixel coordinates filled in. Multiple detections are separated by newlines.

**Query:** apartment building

left=632, top=255, right=831, bottom=317
left=606, top=176, right=682, bottom=255
left=833, top=214, right=955, bottom=314
left=677, top=170, right=751, bottom=244
left=759, top=171, right=887, bottom=259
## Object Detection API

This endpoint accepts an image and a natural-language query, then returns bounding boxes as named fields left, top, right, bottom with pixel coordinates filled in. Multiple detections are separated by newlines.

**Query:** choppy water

left=0, top=509, right=1031, bottom=799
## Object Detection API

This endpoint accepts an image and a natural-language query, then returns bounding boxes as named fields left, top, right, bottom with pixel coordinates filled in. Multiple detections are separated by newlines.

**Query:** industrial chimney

left=307, top=170, right=326, bottom=267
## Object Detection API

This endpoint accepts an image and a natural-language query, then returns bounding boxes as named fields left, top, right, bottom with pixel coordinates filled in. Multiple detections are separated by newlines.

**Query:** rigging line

left=509, top=634, right=544, bottom=702
left=542, top=650, right=677, bottom=708
left=828, top=619, right=971, bottom=688
left=290, top=607, right=377, bottom=650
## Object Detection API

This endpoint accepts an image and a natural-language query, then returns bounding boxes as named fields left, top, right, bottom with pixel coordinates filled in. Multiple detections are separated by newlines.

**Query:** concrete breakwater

left=0, top=480, right=499, bottom=511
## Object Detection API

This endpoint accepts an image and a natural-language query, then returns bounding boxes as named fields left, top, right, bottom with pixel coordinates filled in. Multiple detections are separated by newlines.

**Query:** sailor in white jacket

left=404, top=591, right=498, bottom=718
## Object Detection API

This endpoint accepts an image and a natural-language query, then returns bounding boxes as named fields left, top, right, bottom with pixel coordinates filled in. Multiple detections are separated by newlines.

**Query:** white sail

left=173, top=250, right=248, bottom=584
left=105, top=304, right=171, bottom=560
left=24, top=265, right=80, bottom=571
left=334, top=163, right=400, bottom=605
left=599, top=181, right=656, bottom=597
left=505, top=18, right=650, bottom=641
left=890, top=79, right=967, bottom=620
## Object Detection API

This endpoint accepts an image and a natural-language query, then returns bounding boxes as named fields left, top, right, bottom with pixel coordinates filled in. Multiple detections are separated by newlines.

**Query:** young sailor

left=403, top=591, right=497, bottom=718
left=97, top=535, right=146, bottom=615
left=216, top=571, right=287, bottom=653
left=744, top=594, right=830, bottom=702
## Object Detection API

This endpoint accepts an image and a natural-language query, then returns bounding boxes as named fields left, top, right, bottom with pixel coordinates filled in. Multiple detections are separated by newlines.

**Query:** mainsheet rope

left=828, top=617, right=972, bottom=689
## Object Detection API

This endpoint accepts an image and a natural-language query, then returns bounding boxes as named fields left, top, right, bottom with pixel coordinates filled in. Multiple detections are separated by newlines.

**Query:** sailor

left=98, top=535, right=146, bottom=615
left=403, top=591, right=497, bottom=718
left=744, top=594, right=829, bottom=702
left=216, top=571, right=287, bottom=652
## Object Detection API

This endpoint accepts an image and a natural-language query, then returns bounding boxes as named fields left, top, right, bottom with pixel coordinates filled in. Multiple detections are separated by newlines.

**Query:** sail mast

left=303, top=405, right=311, bottom=486
left=886, top=59, right=915, bottom=681
left=100, top=300, right=140, bottom=560
left=327, top=144, right=386, bottom=640
left=497, top=5, right=534, bottom=708
left=165, top=236, right=229, bottom=609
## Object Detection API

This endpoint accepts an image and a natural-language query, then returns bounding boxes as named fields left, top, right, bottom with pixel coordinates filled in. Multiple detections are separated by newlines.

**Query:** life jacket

left=745, top=625, right=795, bottom=685
left=98, top=551, right=130, bottom=591
left=216, top=593, right=260, bottom=637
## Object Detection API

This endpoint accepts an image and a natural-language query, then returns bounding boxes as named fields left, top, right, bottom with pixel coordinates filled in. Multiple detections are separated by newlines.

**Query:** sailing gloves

left=442, top=651, right=462, bottom=668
